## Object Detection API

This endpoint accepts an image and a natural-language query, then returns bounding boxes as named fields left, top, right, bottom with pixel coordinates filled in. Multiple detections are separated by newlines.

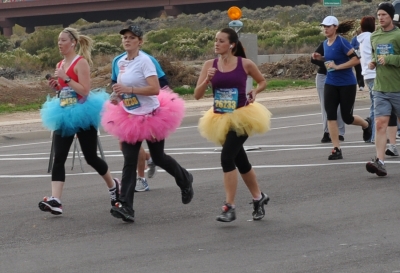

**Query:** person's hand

left=54, top=68, right=67, bottom=81
left=368, top=62, right=376, bottom=70
left=112, top=83, right=131, bottom=95
left=109, top=91, right=120, bottom=105
left=311, top=52, right=322, bottom=60
left=247, top=89, right=257, bottom=103
left=48, top=78, right=60, bottom=91
left=206, top=67, right=217, bottom=82
left=377, top=56, right=386, bottom=65
left=326, top=60, right=337, bottom=70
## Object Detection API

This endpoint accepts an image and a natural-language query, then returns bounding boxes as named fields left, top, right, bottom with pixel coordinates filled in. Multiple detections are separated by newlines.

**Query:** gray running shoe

left=135, top=177, right=149, bottom=192
left=147, top=161, right=157, bottom=178
left=366, top=157, right=387, bottom=177
left=385, top=144, right=399, bottom=157
left=216, top=203, right=236, bottom=222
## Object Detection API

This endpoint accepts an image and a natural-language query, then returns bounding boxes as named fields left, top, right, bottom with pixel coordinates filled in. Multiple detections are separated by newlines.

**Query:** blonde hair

left=62, top=27, right=94, bottom=66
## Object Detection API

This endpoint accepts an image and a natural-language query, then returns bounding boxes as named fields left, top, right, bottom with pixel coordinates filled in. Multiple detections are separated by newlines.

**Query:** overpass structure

left=0, top=0, right=318, bottom=37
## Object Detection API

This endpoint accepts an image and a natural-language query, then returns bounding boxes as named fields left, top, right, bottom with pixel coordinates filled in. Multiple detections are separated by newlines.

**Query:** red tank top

left=57, top=56, right=83, bottom=99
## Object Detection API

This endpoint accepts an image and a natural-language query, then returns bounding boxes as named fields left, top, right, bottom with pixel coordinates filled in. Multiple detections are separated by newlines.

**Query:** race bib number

left=122, top=93, right=141, bottom=110
left=214, top=88, right=238, bottom=113
left=59, top=87, right=78, bottom=107
left=376, top=44, right=394, bottom=66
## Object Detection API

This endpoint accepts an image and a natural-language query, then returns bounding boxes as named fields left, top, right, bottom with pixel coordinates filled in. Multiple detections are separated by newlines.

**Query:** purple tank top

left=211, top=57, right=247, bottom=113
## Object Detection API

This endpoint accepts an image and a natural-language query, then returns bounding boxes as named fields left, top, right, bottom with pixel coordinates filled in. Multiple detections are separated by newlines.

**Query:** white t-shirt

left=117, top=51, right=160, bottom=115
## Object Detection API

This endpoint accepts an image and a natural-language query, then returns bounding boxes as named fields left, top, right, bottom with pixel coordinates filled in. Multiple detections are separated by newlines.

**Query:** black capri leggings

left=389, top=111, right=398, bottom=127
left=52, top=126, right=108, bottom=181
left=324, top=84, right=357, bottom=124
left=221, top=131, right=252, bottom=173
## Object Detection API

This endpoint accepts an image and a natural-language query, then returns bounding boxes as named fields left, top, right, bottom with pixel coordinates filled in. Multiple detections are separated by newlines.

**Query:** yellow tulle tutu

left=198, top=102, right=272, bottom=145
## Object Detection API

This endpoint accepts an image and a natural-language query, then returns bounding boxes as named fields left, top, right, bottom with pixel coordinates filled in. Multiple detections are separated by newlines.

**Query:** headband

left=65, top=29, right=78, bottom=42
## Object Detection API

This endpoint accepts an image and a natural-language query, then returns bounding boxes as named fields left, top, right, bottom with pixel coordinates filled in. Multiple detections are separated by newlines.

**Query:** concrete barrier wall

left=257, top=54, right=309, bottom=65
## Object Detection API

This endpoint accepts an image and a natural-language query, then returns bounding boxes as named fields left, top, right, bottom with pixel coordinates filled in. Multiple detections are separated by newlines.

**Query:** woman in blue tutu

left=39, top=27, right=120, bottom=215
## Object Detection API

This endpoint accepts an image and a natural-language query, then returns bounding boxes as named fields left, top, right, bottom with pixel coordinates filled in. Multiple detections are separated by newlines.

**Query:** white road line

left=1, top=161, right=399, bottom=178
left=0, top=143, right=377, bottom=161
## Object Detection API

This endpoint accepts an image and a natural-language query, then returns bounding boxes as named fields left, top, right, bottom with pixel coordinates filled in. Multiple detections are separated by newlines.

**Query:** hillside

left=0, top=0, right=383, bottom=108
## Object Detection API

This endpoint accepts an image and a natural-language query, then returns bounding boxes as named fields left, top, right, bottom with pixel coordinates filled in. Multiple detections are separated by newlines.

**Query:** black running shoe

left=181, top=173, right=194, bottom=204
left=362, top=117, right=372, bottom=142
left=321, top=132, right=331, bottom=143
left=366, top=157, right=387, bottom=177
left=216, top=203, right=236, bottom=222
left=110, top=202, right=135, bottom=222
left=252, top=192, right=270, bottom=221
left=339, top=135, right=345, bottom=141
left=38, top=196, right=63, bottom=215
left=328, top=147, right=343, bottom=160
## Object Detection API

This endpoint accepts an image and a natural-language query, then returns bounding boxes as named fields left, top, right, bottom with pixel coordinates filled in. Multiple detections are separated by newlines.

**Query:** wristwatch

left=64, top=77, right=71, bottom=84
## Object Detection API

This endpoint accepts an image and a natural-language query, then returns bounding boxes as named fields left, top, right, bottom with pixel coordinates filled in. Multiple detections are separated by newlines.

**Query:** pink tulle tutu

left=101, top=88, right=185, bottom=143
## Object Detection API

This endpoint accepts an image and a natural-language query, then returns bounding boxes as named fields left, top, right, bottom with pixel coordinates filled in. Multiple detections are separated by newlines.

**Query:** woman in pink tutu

left=101, top=25, right=193, bottom=222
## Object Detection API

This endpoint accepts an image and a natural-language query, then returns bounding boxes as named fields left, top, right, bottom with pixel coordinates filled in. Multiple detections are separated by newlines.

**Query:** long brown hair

left=336, top=20, right=357, bottom=35
left=219, top=28, right=246, bottom=58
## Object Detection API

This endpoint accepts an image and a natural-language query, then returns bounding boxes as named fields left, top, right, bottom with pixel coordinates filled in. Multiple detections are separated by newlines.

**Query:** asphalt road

left=1, top=100, right=400, bottom=273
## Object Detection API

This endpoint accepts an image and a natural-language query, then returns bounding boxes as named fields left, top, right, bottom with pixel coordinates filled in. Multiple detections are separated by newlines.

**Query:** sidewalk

left=0, top=88, right=370, bottom=137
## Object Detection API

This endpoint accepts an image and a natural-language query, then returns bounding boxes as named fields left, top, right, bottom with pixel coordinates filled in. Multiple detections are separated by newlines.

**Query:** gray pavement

left=1, top=91, right=399, bottom=273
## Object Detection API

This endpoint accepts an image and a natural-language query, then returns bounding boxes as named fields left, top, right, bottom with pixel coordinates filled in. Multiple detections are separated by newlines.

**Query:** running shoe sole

left=38, top=202, right=63, bottom=215
left=366, top=162, right=387, bottom=177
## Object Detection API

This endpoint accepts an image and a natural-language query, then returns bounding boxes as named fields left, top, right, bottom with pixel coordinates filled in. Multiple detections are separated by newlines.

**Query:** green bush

left=0, top=35, right=12, bottom=52
left=37, top=47, right=62, bottom=69
left=0, top=48, right=42, bottom=72
left=20, top=28, right=60, bottom=55
left=297, top=28, right=321, bottom=38
left=93, top=42, right=121, bottom=55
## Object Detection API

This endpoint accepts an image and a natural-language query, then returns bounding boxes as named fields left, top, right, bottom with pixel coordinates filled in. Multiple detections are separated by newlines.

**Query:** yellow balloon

left=227, top=6, right=242, bottom=20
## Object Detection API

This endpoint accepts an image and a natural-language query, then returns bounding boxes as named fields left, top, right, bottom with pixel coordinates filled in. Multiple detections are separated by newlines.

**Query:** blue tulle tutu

left=40, top=88, right=109, bottom=137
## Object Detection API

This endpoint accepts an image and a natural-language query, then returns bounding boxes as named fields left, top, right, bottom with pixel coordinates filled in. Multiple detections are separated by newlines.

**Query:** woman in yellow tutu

left=194, top=27, right=271, bottom=222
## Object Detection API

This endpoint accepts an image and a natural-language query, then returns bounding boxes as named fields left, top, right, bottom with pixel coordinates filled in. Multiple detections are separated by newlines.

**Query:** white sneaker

left=135, top=177, right=150, bottom=192
left=359, top=87, right=364, bottom=91
left=385, top=144, right=399, bottom=157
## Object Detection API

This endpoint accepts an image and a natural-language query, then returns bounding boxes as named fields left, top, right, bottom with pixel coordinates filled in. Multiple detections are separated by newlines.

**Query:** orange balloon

left=227, top=6, right=242, bottom=20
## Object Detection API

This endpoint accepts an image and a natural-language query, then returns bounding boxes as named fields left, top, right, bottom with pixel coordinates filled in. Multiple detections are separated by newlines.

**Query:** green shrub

left=37, top=47, right=62, bottom=69
left=0, top=35, right=12, bottom=52
left=297, top=28, right=321, bottom=38
left=93, top=42, right=121, bottom=55
left=0, top=48, right=42, bottom=72
left=20, top=28, right=60, bottom=55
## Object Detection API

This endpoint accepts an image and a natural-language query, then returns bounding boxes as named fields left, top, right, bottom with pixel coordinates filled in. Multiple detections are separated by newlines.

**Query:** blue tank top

left=211, top=57, right=247, bottom=113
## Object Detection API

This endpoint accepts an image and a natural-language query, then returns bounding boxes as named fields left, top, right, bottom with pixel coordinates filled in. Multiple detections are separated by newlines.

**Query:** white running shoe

left=385, top=144, right=399, bottom=157
left=135, top=177, right=150, bottom=192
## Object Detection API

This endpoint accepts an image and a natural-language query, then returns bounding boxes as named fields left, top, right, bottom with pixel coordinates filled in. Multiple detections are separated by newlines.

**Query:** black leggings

left=221, top=131, right=252, bottom=173
left=120, top=139, right=192, bottom=209
left=324, top=84, right=357, bottom=124
left=389, top=111, right=398, bottom=126
left=52, top=126, right=108, bottom=181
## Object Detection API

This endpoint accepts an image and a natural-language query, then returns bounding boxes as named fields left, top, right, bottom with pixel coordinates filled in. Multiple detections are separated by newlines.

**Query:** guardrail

left=2, top=0, right=35, bottom=2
